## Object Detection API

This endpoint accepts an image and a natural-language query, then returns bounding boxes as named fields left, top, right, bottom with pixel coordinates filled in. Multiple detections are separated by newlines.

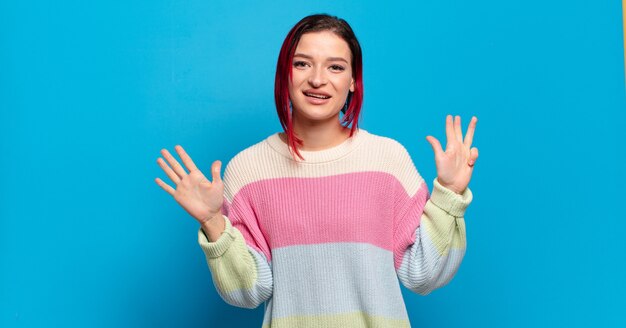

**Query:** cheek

left=288, top=73, right=305, bottom=93
left=335, top=74, right=353, bottom=88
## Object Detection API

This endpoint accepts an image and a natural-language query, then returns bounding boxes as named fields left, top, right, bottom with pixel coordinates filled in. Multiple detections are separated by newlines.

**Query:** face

left=288, top=30, right=355, bottom=123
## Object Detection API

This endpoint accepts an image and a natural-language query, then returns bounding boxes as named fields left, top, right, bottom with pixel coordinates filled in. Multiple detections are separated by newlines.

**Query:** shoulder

left=361, top=129, right=413, bottom=162
left=363, top=130, right=425, bottom=195
left=220, top=135, right=273, bottom=197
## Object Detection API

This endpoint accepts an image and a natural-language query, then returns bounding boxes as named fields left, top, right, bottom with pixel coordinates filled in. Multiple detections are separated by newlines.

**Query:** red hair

left=274, top=14, right=364, bottom=162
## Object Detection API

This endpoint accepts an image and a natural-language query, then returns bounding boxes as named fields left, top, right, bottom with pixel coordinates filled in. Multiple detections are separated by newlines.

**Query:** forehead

left=295, top=31, right=351, bottom=61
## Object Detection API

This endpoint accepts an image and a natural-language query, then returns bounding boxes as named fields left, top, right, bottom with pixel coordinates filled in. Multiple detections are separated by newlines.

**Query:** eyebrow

left=293, top=53, right=349, bottom=64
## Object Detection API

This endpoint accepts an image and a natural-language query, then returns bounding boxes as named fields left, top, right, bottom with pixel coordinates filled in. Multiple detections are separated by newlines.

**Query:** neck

left=280, top=114, right=352, bottom=151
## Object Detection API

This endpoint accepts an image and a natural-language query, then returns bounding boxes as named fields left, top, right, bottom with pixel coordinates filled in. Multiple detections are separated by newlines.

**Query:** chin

left=295, top=104, right=340, bottom=121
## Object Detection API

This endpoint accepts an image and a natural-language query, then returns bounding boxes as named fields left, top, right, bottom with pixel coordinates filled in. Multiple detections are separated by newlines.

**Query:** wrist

left=201, top=212, right=226, bottom=242
left=437, top=178, right=464, bottom=195
left=431, top=177, right=473, bottom=217
left=199, top=208, right=222, bottom=225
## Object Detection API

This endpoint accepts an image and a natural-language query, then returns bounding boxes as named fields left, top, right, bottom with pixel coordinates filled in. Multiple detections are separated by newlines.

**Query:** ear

left=350, top=77, right=355, bottom=92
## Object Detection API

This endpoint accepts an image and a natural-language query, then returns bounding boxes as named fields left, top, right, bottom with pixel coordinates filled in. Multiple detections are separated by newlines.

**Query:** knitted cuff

left=429, top=178, right=473, bottom=217
left=197, top=215, right=236, bottom=258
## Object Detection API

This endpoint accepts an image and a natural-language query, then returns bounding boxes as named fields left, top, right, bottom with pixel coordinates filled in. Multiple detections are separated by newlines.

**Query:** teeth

left=305, top=92, right=330, bottom=99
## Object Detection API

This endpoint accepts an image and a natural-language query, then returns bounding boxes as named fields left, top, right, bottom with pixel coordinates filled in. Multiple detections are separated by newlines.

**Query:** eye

left=293, top=61, right=309, bottom=68
left=330, top=65, right=345, bottom=72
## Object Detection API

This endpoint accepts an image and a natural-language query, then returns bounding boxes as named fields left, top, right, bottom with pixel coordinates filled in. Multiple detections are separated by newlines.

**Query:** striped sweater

left=197, top=128, right=473, bottom=328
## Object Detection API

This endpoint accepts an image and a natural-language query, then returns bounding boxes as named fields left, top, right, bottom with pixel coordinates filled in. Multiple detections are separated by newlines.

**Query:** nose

left=308, top=67, right=327, bottom=87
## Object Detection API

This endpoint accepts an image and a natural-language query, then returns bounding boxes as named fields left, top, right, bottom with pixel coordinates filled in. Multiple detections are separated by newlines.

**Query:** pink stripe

left=393, top=185, right=429, bottom=269
left=225, top=172, right=428, bottom=264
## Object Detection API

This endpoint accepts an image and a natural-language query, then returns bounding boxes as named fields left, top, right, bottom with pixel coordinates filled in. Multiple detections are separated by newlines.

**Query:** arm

left=196, top=160, right=273, bottom=309
left=198, top=214, right=273, bottom=309
left=155, top=145, right=273, bottom=308
left=395, top=177, right=472, bottom=295
left=395, top=114, right=478, bottom=295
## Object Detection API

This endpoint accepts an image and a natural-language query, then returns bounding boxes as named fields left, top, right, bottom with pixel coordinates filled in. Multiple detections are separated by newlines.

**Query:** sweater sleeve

left=196, top=161, right=273, bottom=309
left=392, top=144, right=473, bottom=296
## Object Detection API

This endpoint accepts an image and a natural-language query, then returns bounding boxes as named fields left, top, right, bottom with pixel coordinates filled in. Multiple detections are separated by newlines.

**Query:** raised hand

left=425, top=115, right=479, bottom=194
left=155, top=145, right=224, bottom=225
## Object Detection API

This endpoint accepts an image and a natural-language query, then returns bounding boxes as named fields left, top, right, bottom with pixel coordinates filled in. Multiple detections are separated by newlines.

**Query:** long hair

left=274, top=14, right=364, bottom=162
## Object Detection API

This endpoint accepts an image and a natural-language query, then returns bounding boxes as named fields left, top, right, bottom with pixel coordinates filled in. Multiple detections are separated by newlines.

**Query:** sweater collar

left=265, top=128, right=368, bottom=164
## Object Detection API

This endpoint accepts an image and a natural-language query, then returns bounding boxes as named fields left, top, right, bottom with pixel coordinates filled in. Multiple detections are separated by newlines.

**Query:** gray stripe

left=396, top=226, right=466, bottom=295
left=218, top=246, right=274, bottom=309
left=268, top=242, right=409, bottom=320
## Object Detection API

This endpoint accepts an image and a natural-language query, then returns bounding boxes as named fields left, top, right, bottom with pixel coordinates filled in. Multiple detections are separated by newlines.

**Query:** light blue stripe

left=396, top=224, right=466, bottom=295
left=268, top=242, right=409, bottom=320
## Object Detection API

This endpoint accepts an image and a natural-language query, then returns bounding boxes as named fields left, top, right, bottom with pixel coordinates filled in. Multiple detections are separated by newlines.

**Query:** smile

left=303, top=92, right=331, bottom=99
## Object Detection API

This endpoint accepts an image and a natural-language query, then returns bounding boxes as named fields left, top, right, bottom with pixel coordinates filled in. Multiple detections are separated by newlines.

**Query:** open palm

left=426, top=115, right=479, bottom=194
left=155, top=145, right=224, bottom=224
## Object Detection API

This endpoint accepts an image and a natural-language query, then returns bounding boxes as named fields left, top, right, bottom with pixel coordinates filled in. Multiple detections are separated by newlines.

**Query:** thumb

left=425, top=136, right=443, bottom=157
left=211, top=160, right=222, bottom=183
left=468, top=147, right=479, bottom=166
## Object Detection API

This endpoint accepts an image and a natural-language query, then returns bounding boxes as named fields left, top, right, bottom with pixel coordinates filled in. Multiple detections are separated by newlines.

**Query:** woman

left=155, top=13, right=478, bottom=328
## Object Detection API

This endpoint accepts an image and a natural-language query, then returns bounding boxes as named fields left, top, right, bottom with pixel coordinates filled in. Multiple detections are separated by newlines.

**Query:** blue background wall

left=2, top=0, right=624, bottom=327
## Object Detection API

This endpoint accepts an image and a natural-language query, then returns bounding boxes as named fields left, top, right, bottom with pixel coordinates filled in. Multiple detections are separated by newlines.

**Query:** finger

left=471, top=147, right=479, bottom=160
left=445, top=115, right=455, bottom=147
left=468, top=147, right=479, bottom=166
left=464, top=116, right=478, bottom=148
left=211, top=160, right=222, bottom=183
left=157, top=157, right=181, bottom=185
left=454, top=115, right=463, bottom=142
left=161, top=148, right=188, bottom=178
left=155, top=177, right=176, bottom=196
left=175, top=145, right=200, bottom=172
left=426, top=136, right=444, bottom=157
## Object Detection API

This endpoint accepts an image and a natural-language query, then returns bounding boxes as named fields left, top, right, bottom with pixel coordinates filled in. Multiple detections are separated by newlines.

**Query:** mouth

left=303, top=91, right=331, bottom=99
